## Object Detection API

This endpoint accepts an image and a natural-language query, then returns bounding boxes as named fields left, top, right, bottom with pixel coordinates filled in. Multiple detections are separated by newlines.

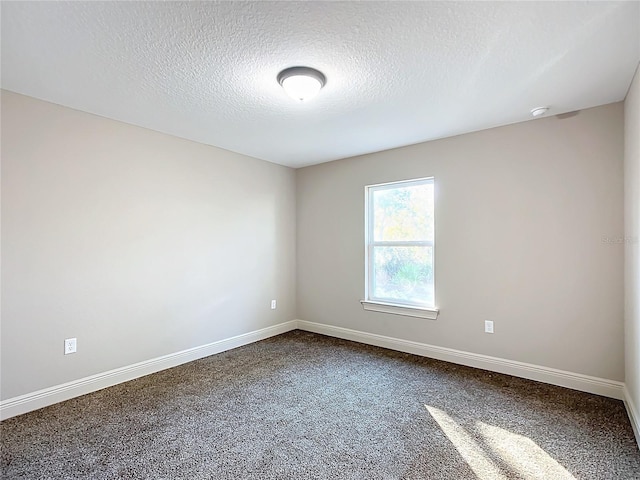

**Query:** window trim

left=360, top=300, right=439, bottom=320
left=362, top=177, right=439, bottom=319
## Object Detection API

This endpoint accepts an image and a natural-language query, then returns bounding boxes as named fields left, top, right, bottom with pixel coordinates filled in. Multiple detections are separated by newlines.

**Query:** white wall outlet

left=64, top=338, right=77, bottom=355
left=271, top=299, right=277, bottom=310
left=484, top=320, right=494, bottom=334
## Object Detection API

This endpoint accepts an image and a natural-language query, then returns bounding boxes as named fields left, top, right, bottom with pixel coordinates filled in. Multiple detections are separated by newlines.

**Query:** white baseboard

left=2, top=318, right=632, bottom=439
left=624, top=385, right=640, bottom=449
left=0, top=320, right=298, bottom=421
left=296, top=320, right=625, bottom=400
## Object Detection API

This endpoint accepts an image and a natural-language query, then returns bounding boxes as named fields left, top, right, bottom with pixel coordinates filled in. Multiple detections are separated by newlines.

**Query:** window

left=361, top=177, right=438, bottom=319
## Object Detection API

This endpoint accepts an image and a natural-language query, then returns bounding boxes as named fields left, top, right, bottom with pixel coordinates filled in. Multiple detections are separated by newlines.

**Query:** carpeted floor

left=1, top=330, right=639, bottom=479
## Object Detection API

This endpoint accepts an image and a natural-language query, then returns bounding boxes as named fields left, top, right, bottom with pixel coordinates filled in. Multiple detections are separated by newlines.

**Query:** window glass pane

left=372, top=246, right=434, bottom=306
left=372, top=182, right=433, bottom=242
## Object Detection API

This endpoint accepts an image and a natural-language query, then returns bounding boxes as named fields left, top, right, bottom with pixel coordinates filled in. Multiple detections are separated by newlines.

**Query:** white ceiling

left=2, top=1, right=639, bottom=168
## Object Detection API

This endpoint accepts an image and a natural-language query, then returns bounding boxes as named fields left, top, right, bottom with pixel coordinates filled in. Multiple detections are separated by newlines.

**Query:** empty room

left=1, top=1, right=640, bottom=479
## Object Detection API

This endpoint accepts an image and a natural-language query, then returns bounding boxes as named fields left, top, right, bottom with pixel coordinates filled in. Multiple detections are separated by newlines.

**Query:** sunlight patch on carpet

left=425, top=405, right=507, bottom=480
left=476, top=421, right=576, bottom=480
left=426, top=404, right=578, bottom=480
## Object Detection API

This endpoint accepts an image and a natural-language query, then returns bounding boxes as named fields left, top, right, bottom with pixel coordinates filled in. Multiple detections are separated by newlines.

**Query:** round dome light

left=277, top=66, right=326, bottom=102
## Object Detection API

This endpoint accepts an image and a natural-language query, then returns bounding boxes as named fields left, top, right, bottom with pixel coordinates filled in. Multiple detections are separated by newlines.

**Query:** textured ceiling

left=2, top=1, right=639, bottom=168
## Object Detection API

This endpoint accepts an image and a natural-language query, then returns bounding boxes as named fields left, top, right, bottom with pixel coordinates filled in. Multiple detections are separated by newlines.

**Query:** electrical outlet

left=271, top=299, right=277, bottom=310
left=484, top=321, right=494, bottom=334
left=64, top=338, right=77, bottom=355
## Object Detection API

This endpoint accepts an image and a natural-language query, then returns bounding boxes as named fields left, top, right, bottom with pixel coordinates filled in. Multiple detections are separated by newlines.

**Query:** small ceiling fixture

left=277, top=66, right=326, bottom=102
left=530, top=107, right=549, bottom=117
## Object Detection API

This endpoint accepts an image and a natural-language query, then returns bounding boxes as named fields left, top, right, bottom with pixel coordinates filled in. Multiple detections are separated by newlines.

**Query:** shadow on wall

left=555, top=111, right=581, bottom=120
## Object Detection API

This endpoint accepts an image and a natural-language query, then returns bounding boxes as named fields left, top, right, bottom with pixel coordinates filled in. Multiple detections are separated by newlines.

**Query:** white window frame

left=361, top=177, right=439, bottom=320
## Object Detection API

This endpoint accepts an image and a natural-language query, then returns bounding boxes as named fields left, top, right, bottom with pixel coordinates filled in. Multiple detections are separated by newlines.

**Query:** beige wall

left=625, top=65, right=640, bottom=422
left=1, top=91, right=297, bottom=400
left=297, top=102, right=625, bottom=381
left=1, top=89, right=629, bottom=404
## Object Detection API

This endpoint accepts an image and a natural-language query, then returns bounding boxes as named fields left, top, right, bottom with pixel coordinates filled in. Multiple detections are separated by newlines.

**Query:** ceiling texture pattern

left=2, top=1, right=639, bottom=167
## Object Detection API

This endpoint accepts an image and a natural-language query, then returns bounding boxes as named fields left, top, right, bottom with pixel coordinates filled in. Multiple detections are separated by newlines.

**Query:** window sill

left=360, top=300, right=439, bottom=320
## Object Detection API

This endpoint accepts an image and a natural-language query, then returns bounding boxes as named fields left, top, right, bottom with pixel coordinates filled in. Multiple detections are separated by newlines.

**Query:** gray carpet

left=1, top=330, right=639, bottom=479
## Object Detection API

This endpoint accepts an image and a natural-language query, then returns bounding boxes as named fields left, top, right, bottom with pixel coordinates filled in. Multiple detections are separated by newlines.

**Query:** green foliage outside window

left=370, top=180, right=434, bottom=306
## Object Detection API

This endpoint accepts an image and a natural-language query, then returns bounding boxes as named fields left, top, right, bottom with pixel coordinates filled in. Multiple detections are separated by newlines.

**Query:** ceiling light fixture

left=277, top=66, right=326, bottom=102
left=530, top=107, right=549, bottom=117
